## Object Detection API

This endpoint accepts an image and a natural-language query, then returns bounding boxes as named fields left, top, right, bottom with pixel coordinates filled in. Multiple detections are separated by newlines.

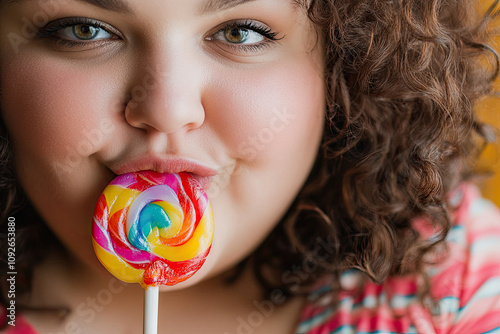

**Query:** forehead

left=4, top=0, right=307, bottom=12
left=6, top=0, right=254, bottom=13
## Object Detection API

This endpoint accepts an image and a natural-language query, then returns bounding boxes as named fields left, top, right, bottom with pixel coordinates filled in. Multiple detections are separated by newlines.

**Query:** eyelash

left=37, top=17, right=282, bottom=52
left=212, top=20, right=282, bottom=52
left=37, top=17, right=117, bottom=48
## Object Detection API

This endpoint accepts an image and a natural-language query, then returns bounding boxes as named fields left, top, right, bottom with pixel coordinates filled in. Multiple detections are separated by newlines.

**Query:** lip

left=108, top=156, right=219, bottom=191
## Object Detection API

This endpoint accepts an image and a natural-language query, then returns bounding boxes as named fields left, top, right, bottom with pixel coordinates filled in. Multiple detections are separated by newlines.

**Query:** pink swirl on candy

left=92, top=171, right=214, bottom=287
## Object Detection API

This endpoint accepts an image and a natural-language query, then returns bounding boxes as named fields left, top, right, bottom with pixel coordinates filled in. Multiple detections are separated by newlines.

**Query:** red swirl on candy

left=92, top=171, right=214, bottom=287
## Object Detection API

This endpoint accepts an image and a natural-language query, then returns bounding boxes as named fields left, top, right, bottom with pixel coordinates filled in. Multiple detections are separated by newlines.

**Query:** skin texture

left=0, top=0, right=324, bottom=332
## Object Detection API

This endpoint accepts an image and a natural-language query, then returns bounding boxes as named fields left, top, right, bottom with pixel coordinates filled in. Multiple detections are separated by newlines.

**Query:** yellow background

left=477, top=0, right=500, bottom=206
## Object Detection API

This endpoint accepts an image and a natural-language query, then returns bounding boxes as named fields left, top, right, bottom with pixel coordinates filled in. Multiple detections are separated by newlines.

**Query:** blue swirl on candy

left=126, top=185, right=180, bottom=253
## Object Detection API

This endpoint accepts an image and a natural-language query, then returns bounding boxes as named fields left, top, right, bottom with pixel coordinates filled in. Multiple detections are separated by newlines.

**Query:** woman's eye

left=60, top=24, right=113, bottom=41
left=37, top=18, right=118, bottom=47
left=208, top=20, right=281, bottom=50
left=214, top=26, right=265, bottom=44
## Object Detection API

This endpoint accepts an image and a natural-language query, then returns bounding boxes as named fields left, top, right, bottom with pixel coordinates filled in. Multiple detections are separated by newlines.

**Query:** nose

left=124, top=51, right=205, bottom=134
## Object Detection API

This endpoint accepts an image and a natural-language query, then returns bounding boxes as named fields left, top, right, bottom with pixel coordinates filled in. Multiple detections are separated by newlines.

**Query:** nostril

left=124, top=93, right=205, bottom=134
left=122, top=65, right=205, bottom=134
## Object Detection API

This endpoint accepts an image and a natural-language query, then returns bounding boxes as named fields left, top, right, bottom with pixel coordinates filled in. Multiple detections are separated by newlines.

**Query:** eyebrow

left=9, top=0, right=258, bottom=15
left=7, top=0, right=133, bottom=13
left=74, top=0, right=133, bottom=14
left=199, top=0, right=258, bottom=14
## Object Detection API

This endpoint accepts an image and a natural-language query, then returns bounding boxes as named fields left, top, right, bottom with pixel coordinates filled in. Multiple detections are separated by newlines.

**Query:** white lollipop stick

left=144, top=286, right=159, bottom=334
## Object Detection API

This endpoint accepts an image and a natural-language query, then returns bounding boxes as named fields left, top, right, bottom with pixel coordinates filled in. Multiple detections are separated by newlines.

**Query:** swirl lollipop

left=91, top=171, right=214, bottom=333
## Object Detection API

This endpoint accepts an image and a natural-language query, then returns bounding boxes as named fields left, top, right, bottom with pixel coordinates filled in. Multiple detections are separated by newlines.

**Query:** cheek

left=202, top=58, right=325, bottom=274
left=1, top=57, right=116, bottom=162
left=0, top=55, right=130, bottom=270
left=0, top=56, right=118, bottom=245
left=208, top=60, right=325, bottom=165
left=1, top=56, right=122, bottom=187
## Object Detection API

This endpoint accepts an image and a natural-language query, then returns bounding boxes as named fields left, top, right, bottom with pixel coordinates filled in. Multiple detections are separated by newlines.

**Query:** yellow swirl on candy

left=92, top=171, right=214, bottom=287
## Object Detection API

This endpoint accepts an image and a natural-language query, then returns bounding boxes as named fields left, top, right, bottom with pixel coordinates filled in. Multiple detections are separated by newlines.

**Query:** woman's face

left=0, top=0, right=325, bottom=286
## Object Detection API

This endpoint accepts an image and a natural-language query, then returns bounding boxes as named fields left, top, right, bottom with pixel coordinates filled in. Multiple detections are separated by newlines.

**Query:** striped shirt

left=296, top=183, right=500, bottom=334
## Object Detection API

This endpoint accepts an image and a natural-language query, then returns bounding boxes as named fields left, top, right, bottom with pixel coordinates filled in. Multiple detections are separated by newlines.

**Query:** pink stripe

left=430, top=263, right=465, bottom=299
left=111, top=238, right=158, bottom=264
left=92, top=221, right=113, bottom=252
left=384, top=276, right=418, bottom=295
left=109, top=173, right=137, bottom=187
left=451, top=310, right=500, bottom=334
left=321, top=307, right=411, bottom=333
left=459, top=268, right=500, bottom=307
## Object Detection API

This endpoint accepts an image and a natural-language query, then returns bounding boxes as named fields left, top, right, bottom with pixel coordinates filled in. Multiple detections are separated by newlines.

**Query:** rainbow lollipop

left=91, top=171, right=214, bottom=333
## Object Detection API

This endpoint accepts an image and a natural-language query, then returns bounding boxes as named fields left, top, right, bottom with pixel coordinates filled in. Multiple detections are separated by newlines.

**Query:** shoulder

left=432, top=183, right=500, bottom=333
left=296, top=183, right=500, bottom=334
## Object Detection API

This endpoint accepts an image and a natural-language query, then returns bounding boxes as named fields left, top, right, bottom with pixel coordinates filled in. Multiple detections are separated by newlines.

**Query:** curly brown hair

left=252, top=0, right=499, bottom=301
left=1, top=0, right=499, bottom=307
